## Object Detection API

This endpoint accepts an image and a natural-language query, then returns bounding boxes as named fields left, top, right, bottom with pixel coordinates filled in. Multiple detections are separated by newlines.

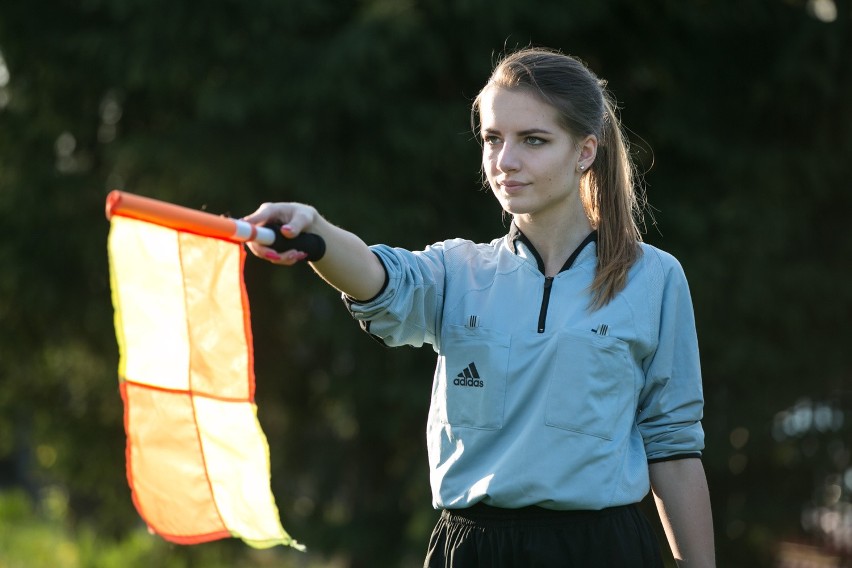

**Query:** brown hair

left=472, top=47, right=646, bottom=309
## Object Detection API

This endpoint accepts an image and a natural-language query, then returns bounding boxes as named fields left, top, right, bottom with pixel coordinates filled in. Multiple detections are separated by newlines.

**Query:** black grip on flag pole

left=267, top=225, right=326, bottom=262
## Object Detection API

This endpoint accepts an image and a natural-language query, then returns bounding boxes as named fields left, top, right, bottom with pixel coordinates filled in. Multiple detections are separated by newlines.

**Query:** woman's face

left=479, top=87, right=592, bottom=224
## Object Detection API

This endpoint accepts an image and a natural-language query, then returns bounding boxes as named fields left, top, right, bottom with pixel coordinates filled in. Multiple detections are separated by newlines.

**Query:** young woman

left=245, top=47, right=715, bottom=567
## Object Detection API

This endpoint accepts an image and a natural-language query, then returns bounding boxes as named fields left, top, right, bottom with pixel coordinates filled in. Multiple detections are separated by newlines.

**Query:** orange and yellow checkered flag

left=106, top=191, right=303, bottom=550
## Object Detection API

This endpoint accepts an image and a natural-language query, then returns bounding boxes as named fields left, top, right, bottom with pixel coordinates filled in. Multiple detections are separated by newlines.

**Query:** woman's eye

left=525, top=136, right=545, bottom=146
left=483, top=135, right=501, bottom=145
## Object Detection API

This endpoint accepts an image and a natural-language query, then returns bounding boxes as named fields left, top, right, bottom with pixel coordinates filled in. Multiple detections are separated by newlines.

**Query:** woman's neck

left=514, top=207, right=593, bottom=277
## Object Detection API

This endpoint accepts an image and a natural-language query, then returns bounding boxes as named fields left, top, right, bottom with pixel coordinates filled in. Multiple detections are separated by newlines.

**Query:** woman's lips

left=499, top=180, right=528, bottom=194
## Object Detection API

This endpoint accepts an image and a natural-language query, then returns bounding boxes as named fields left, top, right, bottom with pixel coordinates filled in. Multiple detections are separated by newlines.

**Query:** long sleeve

left=637, top=250, right=705, bottom=461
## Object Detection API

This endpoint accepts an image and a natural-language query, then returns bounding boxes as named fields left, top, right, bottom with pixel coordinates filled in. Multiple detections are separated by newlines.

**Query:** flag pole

left=105, top=190, right=325, bottom=260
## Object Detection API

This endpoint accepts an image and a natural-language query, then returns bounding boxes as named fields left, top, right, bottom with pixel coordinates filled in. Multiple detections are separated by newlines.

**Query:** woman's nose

left=496, top=143, right=520, bottom=172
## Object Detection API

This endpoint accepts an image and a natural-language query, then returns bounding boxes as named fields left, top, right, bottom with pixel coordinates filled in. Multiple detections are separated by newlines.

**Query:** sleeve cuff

left=342, top=251, right=389, bottom=307
left=647, top=452, right=702, bottom=465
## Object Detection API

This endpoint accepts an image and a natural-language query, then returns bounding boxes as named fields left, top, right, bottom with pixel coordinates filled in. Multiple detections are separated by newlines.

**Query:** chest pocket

left=544, top=332, right=634, bottom=440
left=433, top=325, right=510, bottom=430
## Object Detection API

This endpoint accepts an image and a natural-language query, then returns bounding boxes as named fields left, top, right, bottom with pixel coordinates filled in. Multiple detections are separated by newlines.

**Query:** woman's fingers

left=261, top=248, right=310, bottom=265
left=243, top=202, right=315, bottom=235
left=242, top=202, right=318, bottom=264
left=246, top=238, right=309, bottom=264
left=242, top=202, right=288, bottom=227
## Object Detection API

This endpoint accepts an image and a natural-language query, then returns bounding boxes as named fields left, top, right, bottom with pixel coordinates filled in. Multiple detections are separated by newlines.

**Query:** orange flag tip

left=105, top=189, right=122, bottom=220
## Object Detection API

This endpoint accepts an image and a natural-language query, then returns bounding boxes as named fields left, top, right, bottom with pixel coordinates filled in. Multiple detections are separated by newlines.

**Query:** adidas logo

left=453, top=362, right=485, bottom=387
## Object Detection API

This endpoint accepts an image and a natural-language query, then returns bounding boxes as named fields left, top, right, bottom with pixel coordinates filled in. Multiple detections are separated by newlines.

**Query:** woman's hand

left=241, top=201, right=386, bottom=301
left=242, top=202, right=319, bottom=265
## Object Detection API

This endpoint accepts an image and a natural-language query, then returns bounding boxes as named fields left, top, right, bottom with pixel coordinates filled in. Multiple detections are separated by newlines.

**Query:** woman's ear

left=576, top=135, right=598, bottom=172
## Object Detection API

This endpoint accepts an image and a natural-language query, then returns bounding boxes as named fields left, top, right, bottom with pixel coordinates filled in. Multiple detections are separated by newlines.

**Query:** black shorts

left=424, top=503, right=663, bottom=568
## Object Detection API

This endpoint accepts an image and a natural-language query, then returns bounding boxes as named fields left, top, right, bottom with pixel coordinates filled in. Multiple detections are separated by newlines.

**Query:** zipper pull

left=538, top=277, right=554, bottom=333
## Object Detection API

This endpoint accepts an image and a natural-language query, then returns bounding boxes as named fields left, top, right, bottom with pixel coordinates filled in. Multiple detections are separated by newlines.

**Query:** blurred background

left=0, top=0, right=850, bottom=566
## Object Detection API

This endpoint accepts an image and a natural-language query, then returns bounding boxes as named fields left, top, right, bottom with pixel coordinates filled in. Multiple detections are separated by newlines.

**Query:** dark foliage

left=1, top=0, right=850, bottom=565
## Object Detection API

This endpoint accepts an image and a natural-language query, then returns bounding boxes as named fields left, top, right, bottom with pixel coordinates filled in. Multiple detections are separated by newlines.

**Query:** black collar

left=508, top=224, right=598, bottom=275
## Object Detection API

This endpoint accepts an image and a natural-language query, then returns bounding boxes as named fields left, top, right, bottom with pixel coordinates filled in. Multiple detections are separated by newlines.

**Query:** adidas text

left=453, top=377, right=485, bottom=387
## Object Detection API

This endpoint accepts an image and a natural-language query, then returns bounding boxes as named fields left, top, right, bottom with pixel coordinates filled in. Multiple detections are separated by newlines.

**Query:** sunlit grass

left=0, top=489, right=337, bottom=568
left=0, top=490, right=185, bottom=568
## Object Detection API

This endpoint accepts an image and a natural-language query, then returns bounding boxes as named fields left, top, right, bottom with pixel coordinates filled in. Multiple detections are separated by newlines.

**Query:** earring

left=579, top=165, right=585, bottom=171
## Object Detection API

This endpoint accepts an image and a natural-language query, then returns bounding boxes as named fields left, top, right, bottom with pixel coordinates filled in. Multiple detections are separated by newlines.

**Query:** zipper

left=537, top=277, right=554, bottom=333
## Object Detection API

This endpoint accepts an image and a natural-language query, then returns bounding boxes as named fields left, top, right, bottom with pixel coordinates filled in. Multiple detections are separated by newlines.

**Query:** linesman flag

left=105, top=190, right=312, bottom=550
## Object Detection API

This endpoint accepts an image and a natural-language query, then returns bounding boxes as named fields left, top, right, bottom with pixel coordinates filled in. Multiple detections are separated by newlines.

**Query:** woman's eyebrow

left=481, top=127, right=554, bottom=136
left=517, top=128, right=554, bottom=136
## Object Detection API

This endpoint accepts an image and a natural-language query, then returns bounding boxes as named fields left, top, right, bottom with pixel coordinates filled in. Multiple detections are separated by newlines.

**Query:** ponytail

left=582, top=94, right=644, bottom=309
